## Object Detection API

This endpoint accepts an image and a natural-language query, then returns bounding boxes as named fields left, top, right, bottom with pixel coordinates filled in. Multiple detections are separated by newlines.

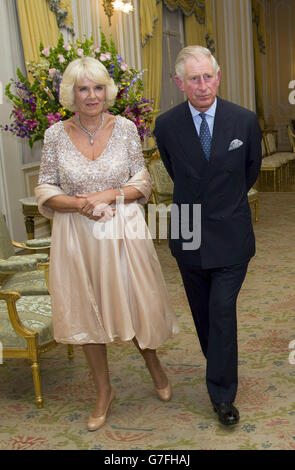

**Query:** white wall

left=0, top=0, right=27, bottom=240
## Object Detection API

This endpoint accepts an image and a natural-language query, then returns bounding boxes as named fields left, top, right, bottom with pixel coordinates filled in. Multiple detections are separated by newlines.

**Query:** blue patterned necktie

left=199, top=112, right=211, bottom=160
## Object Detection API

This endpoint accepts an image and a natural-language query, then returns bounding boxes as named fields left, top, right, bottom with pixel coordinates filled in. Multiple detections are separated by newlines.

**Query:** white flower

left=77, top=48, right=84, bottom=57
left=63, top=43, right=71, bottom=51
left=94, top=47, right=100, bottom=54
left=120, top=63, right=129, bottom=71
left=105, top=52, right=112, bottom=60
left=58, top=54, right=66, bottom=63
left=99, top=53, right=107, bottom=62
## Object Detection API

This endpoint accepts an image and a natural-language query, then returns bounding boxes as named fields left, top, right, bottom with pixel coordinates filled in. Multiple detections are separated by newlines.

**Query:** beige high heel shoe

left=155, top=381, right=172, bottom=402
left=87, top=389, right=115, bottom=431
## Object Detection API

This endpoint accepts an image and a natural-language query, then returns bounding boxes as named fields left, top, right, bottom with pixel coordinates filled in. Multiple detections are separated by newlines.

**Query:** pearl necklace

left=76, top=113, right=105, bottom=145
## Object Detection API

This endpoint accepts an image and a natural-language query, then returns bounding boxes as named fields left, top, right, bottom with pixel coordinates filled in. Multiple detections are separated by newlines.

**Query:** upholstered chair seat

left=1, top=270, right=48, bottom=296
left=260, top=156, right=283, bottom=168
left=0, top=294, right=53, bottom=350
left=0, top=290, right=73, bottom=408
left=0, top=213, right=50, bottom=295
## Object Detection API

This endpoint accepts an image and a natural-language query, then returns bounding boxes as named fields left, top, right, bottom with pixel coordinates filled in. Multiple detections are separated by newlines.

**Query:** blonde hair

left=59, top=57, right=118, bottom=111
left=175, top=45, right=220, bottom=82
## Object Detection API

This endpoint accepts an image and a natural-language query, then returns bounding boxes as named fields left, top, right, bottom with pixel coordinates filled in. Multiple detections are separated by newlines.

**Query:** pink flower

left=58, top=54, right=65, bottom=63
left=42, top=47, right=50, bottom=57
left=77, top=48, right=84, bottom=57
left=94, top=47, right=100, bottom=54
left=48, top=68, right=56, bottom=77
left=105, top=52, right=112, bottom=60
left=24, top=119, right=38, bottom=130
left=99, top=53, right=108, bottom=62
left=46, top=112, right=62, bottom=125
left=14, top=108, right=24, bottom=121
left=120, top=63, right=129, bottom=71
left=63, top=43, right=71, bottom=51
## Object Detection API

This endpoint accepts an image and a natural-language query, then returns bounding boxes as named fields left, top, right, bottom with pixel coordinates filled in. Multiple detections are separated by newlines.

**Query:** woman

left=35, top=57, right=179, bottom=431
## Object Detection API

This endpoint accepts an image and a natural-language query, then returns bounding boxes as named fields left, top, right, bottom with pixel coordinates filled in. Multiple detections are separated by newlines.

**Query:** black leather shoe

left=213, top=402, right=240, bottom=426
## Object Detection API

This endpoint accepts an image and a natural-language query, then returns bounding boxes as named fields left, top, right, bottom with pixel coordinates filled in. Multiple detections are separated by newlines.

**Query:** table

left=19, top=197, right=42, bottom=239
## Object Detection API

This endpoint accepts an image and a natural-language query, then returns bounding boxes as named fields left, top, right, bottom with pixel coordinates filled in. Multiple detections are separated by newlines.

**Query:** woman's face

left=74, top=77, right=106, bottom=117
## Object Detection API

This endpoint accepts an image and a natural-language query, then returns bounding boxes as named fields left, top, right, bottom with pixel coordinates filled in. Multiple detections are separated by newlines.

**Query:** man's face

left=175, top=55, right=221, bottom=112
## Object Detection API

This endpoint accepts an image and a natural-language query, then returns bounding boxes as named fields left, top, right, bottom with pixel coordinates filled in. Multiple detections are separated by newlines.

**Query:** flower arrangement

left=1, top=33, right=153, bottom=147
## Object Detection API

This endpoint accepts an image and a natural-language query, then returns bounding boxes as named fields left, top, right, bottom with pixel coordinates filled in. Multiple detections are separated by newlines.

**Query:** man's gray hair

left=175, top=46, right=220, bottom=81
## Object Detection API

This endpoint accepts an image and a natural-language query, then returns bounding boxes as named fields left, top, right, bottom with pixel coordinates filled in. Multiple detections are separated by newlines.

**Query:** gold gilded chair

left=147, top=150, right=173, bottom=244
left=247, top=187, right=259, bottom=222
left=287, top=124, right=295, bottom=152
left=259, top=136, right=283, bottom=191
left=264, top=130, right=295, bottom=185
left=0, top=288, right=73, bottom=408
left=0, top=212, right=51, bottom=295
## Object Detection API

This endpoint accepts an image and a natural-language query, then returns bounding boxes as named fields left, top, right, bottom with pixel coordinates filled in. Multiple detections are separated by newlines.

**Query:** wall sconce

left=103, top=0, right=134, bottom=26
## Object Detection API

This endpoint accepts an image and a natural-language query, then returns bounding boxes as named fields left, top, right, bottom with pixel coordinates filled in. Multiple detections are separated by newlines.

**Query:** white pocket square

left=228, top=139, right=243, bottom=151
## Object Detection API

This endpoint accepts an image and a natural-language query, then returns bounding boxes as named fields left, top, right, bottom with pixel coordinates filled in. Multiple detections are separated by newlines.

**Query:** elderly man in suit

left=153, top=46, right=262, bottom=426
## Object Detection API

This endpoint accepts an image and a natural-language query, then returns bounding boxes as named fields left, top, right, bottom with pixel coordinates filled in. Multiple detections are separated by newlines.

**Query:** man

left=153, top=46, right=262, bottom=426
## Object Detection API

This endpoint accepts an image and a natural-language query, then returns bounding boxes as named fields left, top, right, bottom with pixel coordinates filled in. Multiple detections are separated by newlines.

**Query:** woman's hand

left=75, top=190, right=116, bottom=220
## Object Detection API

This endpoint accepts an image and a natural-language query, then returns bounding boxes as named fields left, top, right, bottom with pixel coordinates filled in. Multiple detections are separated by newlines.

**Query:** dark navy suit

left=154, top=97, right=262, bottom=403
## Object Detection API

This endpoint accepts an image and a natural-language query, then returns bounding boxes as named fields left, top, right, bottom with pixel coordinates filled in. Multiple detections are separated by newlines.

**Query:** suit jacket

left=153, top=97, right=262, bottom=268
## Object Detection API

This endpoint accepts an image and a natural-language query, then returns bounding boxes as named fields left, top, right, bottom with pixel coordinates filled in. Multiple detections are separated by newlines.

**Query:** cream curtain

left=140, top=0, right=163, bottom=147
left=252, top=0, right=266, bottom=128
left=16, top=0, right=60, bottom=73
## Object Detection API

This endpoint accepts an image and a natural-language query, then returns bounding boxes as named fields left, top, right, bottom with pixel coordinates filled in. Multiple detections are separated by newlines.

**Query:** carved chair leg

left=67, top=344, right=74, bottom=361
left=255, top=201, right=258, bottom=222
left=31, top=359, right=43, bottom=408
left=156, top=212, right=160, bottom=245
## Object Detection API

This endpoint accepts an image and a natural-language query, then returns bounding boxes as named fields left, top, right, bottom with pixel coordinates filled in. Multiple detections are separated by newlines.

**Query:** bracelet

left=118, top=188, right=124, bottom=202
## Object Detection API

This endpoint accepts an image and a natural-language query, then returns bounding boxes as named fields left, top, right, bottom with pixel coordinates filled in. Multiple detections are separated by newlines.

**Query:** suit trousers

left=177, top=260, right=249, bottom=404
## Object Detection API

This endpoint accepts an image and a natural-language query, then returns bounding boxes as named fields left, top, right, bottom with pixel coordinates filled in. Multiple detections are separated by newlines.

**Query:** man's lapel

left=210, top=97, right=235, bottom=160
left=173, top=101, right=208, bottom=172
left=171, top=98, right=235, bottom=170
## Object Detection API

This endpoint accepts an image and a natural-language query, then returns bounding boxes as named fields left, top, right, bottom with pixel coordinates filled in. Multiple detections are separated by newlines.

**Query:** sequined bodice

left=38, top=116, right=146, bottom=196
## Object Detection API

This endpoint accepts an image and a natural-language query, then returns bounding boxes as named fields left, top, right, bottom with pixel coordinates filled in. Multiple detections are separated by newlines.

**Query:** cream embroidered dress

left=35, top=116, right=179, bottom=348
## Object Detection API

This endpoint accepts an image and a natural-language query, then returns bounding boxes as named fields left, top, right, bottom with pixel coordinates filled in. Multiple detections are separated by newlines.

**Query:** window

left=160, top=5, right=185, bottom=114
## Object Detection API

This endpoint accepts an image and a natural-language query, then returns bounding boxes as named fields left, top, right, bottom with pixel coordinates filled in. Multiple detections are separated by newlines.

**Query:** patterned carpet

left=1, top=192, right=295, bottom=450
